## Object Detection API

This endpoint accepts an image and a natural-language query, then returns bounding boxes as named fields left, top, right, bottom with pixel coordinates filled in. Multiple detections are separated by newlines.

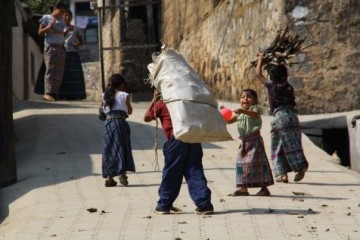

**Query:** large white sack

left=149, top=49, right=217, bottom=106
left=148, top=49, right=232, bottom=143
left=167, top=101, right=233, bottom=143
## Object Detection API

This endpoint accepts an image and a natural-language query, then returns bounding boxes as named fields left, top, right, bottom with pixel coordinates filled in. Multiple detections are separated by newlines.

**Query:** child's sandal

left=119, top=175, right=128, bottom=186
left=228, top=190, right=249, bottom=196
left=275, top=174, right=288, bottom=183
left=256, top=189, right=271, bottom=196
left=105, top=179, right=117, bottom=187
left=294, top=166, right=308, bottom=182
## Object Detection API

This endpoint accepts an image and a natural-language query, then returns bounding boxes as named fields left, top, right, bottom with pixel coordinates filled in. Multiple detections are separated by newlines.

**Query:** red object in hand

left=220, top=107, right=232, bottom=121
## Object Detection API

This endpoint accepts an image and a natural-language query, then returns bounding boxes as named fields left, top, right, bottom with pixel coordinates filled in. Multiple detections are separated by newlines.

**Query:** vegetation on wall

left=21, top=0, right=69, bottom=14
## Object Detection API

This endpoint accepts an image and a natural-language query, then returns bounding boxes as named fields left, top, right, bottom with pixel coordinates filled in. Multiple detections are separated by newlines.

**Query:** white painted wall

left=12, top=4, right=25, bottom=100
left=12, top=1, right=43, bottom=100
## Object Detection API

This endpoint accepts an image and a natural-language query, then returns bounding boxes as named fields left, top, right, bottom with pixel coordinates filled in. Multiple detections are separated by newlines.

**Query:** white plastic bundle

left=148, top=49, right=232, bottom=143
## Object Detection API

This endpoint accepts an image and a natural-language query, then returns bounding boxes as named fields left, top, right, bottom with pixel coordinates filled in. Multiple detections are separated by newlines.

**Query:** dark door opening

left=302, top=128, right=350, bottom=167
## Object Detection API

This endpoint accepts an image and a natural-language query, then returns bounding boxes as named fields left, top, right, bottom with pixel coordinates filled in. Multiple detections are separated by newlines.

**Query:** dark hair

left=64, top=10, right=73, bottom=17
left=103, top=74, right=126, bottom=109
left=53, top=0, right=66, bottom=9
left=241, top=88, right=258, bottom=102
left=266, top=64, right=288, bottom=83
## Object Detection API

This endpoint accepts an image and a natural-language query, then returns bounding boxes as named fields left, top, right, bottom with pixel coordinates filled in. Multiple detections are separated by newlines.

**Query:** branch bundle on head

left=250, top=26, right=311, bottom=68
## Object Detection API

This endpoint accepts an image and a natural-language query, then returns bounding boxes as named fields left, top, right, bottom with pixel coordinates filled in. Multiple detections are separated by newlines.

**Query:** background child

left=58, top=10, right=86, bottom=100
left=224, top=89, right=274, bottom=196
left=38, top=1, right=67, bottom=101
left=255, top=52, right=308, bottom=183
left=102, top=74, right=135, bottom=187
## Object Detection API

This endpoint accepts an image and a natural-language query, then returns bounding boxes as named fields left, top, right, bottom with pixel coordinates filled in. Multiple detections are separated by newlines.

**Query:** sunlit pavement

left=1, top=100, right=359, bottom=240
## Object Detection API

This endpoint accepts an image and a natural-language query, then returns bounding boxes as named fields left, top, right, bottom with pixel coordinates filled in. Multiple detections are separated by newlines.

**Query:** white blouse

left=102, top=91, right=129, bottom=113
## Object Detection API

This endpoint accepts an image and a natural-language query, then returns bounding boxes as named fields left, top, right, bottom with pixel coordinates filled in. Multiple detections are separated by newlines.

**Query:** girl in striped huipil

left=223, top=89, right=274, bottom=196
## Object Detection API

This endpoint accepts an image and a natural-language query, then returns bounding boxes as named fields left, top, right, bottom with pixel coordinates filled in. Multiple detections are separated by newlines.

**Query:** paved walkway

left=1, top=100, right=360, bottom=240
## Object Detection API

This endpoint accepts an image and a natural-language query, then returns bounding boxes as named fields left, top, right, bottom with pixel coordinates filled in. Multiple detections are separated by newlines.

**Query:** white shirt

left=102, top=91, right=129, bottom=113
left=64, top=25, right=83, bottom=52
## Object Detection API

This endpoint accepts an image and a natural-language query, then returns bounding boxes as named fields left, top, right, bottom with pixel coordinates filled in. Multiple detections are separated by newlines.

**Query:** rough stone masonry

left=160, top=0, right=360, bottom=114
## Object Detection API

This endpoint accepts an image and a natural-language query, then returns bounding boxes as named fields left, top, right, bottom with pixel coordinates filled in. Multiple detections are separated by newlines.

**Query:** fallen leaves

left=292, top=192, right=306, bottom=196
left=86, top=208, right=97, bottom=213
left=265, top=208, right=274, bottom=213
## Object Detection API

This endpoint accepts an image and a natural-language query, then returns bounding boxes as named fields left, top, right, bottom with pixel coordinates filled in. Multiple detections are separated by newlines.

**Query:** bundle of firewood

left=250, top=26, right=311, bottom=68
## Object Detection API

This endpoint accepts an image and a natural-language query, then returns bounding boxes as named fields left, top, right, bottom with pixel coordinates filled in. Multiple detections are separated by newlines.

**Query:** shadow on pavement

left=1, top=101, right=228, bottom=225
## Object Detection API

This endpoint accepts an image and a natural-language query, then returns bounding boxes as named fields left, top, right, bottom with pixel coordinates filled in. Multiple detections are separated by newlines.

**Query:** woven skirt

left=43, top=44, right=66, bottom=95
left=102, top=114, right=135, bottom=178
left=236, top=131, right=274, bottom=188
left=271, top=109, right=309, bottom=177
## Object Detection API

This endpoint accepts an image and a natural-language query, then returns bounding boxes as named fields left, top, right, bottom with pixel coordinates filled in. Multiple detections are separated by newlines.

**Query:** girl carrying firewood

left=255, top=52, right=308, bottom=183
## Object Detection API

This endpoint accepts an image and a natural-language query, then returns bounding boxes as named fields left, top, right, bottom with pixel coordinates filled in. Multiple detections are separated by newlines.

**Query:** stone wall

left=285, top=1, right=360, bottom=113
left=160, top=0, right=360, bottom=114
left=82, top=62, right=103, bottom=101
left=100, top=2, right=153, bottom=94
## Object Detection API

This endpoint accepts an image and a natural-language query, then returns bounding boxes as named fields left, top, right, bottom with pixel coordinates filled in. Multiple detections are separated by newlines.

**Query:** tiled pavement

left=1, top=100, right=359, bottom=240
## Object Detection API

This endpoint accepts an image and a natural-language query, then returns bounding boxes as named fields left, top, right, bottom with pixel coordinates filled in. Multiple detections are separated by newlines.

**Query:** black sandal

left=256, top=189, right=271, bottom=196
left=294, top=166, right=308, bottom=182
left=228, top=190, right=249, bottom=196
left=105, top=179, right=117, bottom=187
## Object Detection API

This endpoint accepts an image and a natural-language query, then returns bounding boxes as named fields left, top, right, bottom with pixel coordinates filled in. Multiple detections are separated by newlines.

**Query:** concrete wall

left=160, top=0, right=360, bottom=114
left=300, top=111, right=360, bottom=171
left=348, top=116, right=360, bottom=171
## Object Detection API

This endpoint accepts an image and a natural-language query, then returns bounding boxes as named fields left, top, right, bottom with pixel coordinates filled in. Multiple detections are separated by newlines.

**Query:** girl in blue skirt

left=102, top=74, right=135, bottom=187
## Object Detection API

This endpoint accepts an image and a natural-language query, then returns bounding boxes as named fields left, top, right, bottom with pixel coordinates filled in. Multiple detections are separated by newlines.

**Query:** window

left=85, top=27, right=98, bottom=43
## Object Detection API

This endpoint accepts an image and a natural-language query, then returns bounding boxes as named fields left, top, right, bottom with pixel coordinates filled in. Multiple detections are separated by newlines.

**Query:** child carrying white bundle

left=148, top=48, right=232, bottom=143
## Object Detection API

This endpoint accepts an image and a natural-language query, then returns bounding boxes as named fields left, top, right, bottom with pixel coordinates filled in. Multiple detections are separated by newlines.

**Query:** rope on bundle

left=153, top=104, right=160, bottom=171
left=143, top=67, right=160, bottom=171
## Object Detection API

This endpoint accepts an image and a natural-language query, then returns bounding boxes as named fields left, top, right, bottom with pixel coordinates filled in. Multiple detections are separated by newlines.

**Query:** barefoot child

left=255, top=52, right=308, bottom=183
left=224, top=89, right=274, bottom=196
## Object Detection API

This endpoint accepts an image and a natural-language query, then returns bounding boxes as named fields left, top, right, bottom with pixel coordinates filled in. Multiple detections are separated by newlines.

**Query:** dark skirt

left=34, top=60, right=46, bottom=94
left=102, top=110, right=135, bottom=178
left=58, top=51, right=86, bottom=100
left=236, top=131, right=274, bottom=188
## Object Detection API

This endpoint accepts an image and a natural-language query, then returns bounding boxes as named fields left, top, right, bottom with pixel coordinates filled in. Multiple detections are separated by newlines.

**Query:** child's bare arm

left=255, top=52, right=267, bottom=85
left=144, top=90, right=160, bottom=122
left=38, top=19, right=56, bottom=36
left=126, top=95, right=132, bottom=115
left=226, top=115, right=238, bottom=124
left=38, top=23, right=50, bottom=36
left=234, top=108, right=259, bottom=118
